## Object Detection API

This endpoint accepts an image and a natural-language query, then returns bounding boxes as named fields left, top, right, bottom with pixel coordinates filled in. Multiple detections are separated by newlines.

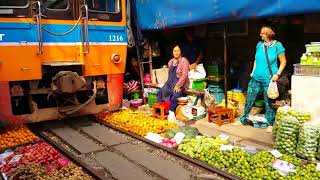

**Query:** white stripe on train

left=0, top=42, right=128, bottom=46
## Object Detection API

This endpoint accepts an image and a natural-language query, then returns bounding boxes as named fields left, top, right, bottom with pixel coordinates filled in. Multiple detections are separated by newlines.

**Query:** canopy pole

left=136, top=46, right=146, bottom=104
left=223, top=24, right=228, bottom=109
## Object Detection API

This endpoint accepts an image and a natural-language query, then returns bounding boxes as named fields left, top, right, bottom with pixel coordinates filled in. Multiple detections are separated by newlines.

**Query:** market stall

left=119, top=1, right=320, bottom=179
left=95, top=109, right=320, bottom=180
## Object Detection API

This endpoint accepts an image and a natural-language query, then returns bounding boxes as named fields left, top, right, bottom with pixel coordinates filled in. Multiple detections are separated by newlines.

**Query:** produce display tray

left=294, top=63, right=320, bottom=76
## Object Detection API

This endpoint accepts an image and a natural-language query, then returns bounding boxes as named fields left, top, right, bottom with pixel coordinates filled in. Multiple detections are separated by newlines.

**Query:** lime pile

left=229, top=151, right=280, bottom=180
left=291, top=163, right=320, bottom=180
left=178, top=136, right=250, bottom=170
left=280, top=154, right=302, bottom=166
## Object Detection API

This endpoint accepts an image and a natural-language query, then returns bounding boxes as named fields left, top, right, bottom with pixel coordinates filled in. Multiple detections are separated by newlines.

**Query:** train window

left=87, top=0, right=120, bottom=13
left=0, top=0, right=29, bottom=8
left=43, top=0, right=69, bottom=10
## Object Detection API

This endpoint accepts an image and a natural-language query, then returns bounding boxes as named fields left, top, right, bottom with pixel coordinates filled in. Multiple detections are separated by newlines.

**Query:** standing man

left=182, top=30, right=204, bottom=70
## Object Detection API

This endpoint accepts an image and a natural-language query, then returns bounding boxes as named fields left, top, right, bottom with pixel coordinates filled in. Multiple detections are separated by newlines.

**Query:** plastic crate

left=148, top=92, right=158, bottom=107
left=192, top=79, right=206, bottom=90
left=207, top=65, right=224, bottom=75
left=208, top=107, right=234, bottom=126
left=306, top=43, right=320, bottom=53
left=252, top=121, right=268, bottom=128
left=294, top=64, right=320, bottom=76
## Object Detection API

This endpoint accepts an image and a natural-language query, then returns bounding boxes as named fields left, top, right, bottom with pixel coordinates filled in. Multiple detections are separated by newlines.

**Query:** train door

left=39, top=0, right=81, bottom=65
left=83, top=0, right=127, bottom=76
left=82, top=0, right=127, bottom=107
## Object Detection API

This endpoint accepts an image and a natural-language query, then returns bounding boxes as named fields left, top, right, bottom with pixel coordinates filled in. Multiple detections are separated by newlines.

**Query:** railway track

left=27, top=116, right=241, bottom=180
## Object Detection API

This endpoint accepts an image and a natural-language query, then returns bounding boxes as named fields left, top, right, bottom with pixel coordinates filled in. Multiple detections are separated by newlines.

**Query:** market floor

left=190, top=117, right=274, bottom=151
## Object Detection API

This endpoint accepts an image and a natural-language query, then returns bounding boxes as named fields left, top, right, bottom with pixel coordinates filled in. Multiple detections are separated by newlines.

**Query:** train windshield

left=87, top=0, right=120, bottom=13
left=0, top=0, right=29, bottom=7
left=43, top=0, right=69, bottom=10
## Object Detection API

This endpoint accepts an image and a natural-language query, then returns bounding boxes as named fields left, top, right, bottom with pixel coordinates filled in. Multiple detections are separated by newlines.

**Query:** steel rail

left=95, top=119, right=243, bottom=180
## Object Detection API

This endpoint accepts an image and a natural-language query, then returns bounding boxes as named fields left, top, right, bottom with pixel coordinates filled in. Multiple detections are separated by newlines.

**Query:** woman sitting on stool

left=157, top=45, right=189, bottom=115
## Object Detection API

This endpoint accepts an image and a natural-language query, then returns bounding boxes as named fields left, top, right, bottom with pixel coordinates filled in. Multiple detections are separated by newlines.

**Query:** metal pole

left=136, top=46, right=146, bottom=104
left=223, top=24, right=228, bottom=108
left=148, top=45, right=153, bottom=82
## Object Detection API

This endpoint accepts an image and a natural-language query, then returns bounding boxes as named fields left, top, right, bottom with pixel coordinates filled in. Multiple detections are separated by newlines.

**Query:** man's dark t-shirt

left=182, top=40, right=202, bottom=64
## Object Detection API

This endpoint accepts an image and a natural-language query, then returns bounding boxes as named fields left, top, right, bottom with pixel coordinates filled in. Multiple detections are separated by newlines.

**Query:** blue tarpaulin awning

left=135, top=0, right=320, bottom=30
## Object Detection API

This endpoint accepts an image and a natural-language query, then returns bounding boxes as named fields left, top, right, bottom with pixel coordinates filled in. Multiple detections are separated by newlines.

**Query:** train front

left=0, top=0, right=127, bottom=124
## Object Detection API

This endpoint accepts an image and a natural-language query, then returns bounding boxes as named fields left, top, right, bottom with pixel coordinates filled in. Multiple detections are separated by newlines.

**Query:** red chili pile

left=1, top=142, right=65, bottom=172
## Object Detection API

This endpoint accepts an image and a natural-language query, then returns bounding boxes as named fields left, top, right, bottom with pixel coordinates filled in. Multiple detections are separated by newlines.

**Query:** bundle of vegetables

left=0, top=126, right=38, bottom=150
left=318, top=134, right=320, bottom=160
left=0, top=142, right=68, bottom=173
left=296, top=123, right=319, bottom=161
left=164, top=126, right=198, bottom=139
left=288, top=109, right=311, bottom=124
left=97, top=110, right=177, bottom=137
left=6, top=162, right=92, bottom=180
left=274, top=116, right=300, bottom=156
left=272, top=107, right=311, bottom=139
left=178, top=136, right=227, bottom=158
left=272, top=107, right=287, bottom=138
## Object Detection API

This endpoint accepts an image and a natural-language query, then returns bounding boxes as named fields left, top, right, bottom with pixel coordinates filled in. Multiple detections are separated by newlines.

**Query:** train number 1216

left=109, top=35, right=124, bottom=42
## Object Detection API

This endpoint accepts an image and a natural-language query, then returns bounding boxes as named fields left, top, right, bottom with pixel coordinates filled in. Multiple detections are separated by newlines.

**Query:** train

left=0, top=0, right=127, bottom=124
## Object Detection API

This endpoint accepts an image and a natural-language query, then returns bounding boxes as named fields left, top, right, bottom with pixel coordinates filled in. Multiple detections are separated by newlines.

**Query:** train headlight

left=111, top=53, right=121, bottom=64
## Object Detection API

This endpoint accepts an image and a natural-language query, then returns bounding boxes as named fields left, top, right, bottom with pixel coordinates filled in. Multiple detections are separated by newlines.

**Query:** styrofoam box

left=291, top=75, right=320, bottom=120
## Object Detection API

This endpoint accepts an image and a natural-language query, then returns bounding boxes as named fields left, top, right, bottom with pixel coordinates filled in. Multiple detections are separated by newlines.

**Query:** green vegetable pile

left=296, top=124, right=319, bottom=161
left=165, top=126, right=199, bottom=139
left=274, top=116, right=300, bottom=155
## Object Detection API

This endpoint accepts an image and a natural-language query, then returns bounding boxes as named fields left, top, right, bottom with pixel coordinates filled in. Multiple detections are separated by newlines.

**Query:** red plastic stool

left=152, top=102, right=170, bottom=120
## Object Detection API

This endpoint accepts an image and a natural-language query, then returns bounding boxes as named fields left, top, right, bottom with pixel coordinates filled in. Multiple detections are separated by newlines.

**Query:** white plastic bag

left=188, top=64, right=206, bottom=80
left=168, top=111, right=185, bottom=126
left=248, top=114, right=267, bottom=123
left=267, top=81, right=279, bottom=99
left=204, top=89, right=215, bottom=107
left=168, top=111, right=177, bottom=122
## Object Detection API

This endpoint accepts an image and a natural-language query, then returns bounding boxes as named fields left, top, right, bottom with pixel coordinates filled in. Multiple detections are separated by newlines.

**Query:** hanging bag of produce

left=274, top=116, right=300, bottom=156
left=296, top=123, right=319, bottom=161
left=267, top=81, right=279, bottom=99
left=264, top=45, right=280, bottom=99
left=264, top=43, right=289, bottom=96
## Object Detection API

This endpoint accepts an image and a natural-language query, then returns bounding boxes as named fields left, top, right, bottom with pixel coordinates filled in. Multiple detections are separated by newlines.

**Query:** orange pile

left=97, top=110, right=178, bottom=137
left=0, top=126, right=38, bottom=150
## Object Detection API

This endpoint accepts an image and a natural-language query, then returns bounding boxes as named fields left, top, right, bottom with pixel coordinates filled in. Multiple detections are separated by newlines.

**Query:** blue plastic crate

left=210, top=92, right=225, bottom=104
